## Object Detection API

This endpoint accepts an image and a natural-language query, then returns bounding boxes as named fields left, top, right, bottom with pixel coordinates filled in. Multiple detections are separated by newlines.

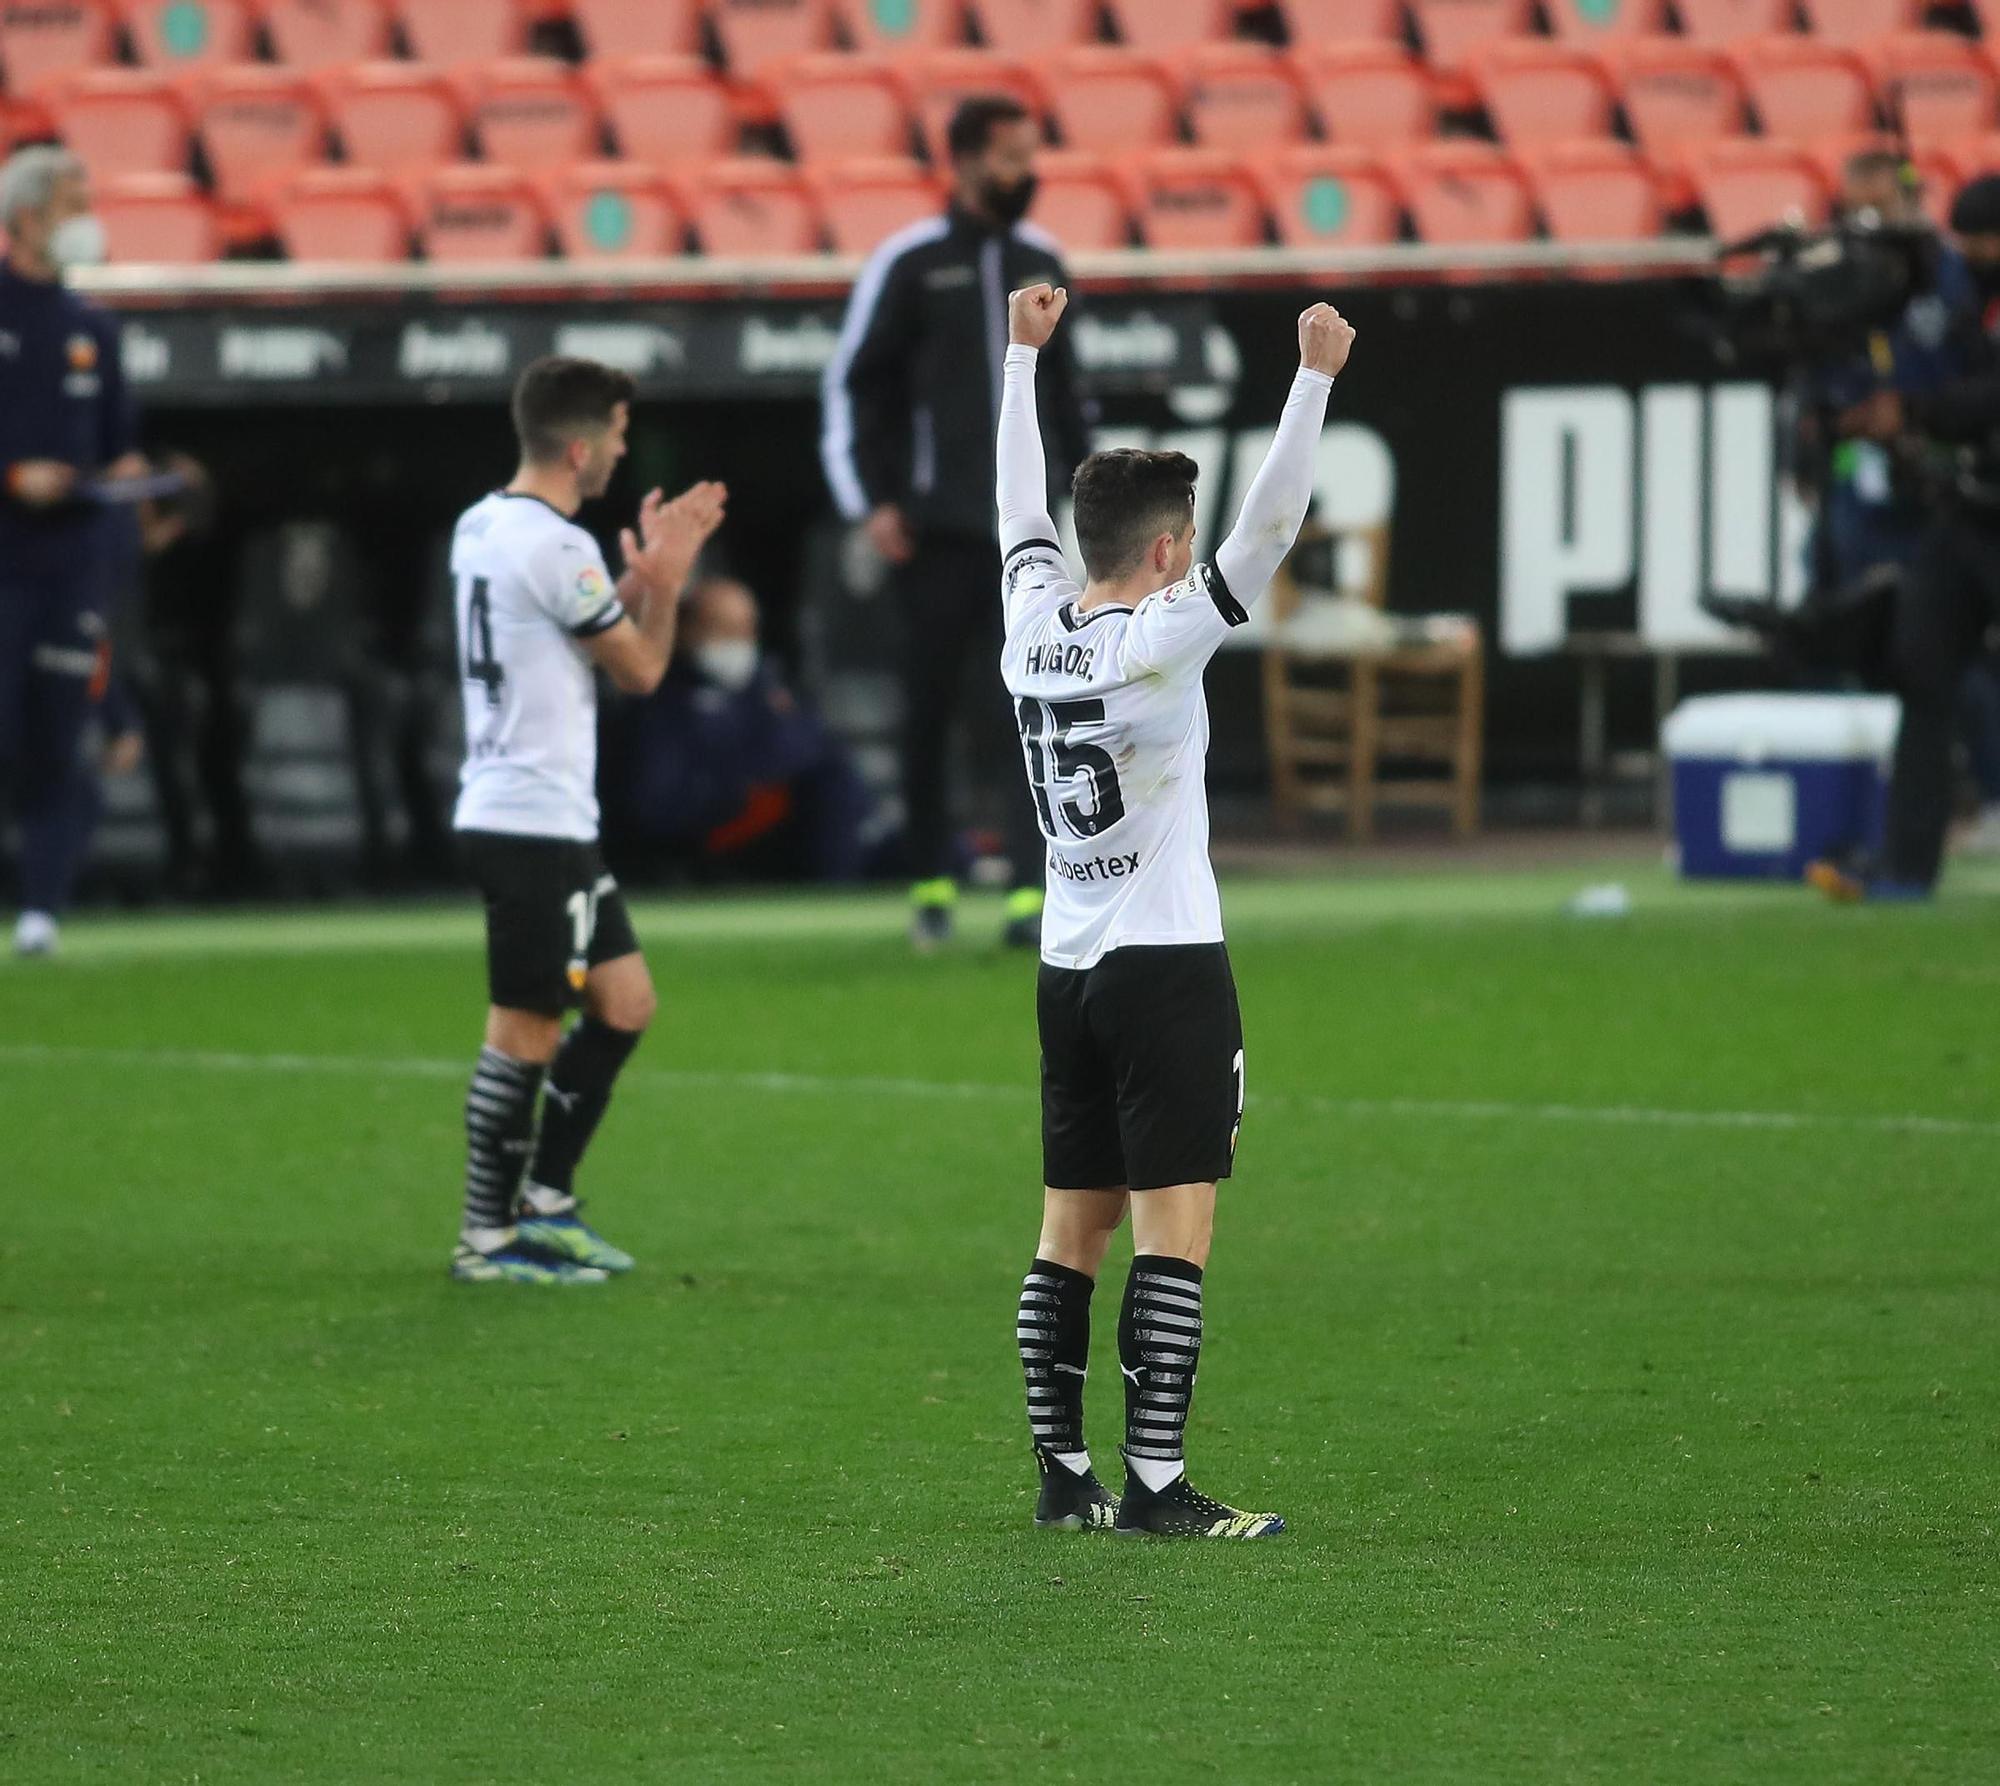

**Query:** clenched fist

left=1008, top=283, right=1069, bottom=349
left=1298, top=303, right=1356, bottom=379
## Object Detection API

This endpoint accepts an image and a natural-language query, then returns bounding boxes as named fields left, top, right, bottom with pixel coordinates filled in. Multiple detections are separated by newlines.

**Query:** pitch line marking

left=3, top=1043, right=1997, bottom=1141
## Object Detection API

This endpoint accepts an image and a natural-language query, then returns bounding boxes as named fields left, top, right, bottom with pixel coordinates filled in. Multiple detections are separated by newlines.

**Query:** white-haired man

left=0, top=145, right=146, bottom=956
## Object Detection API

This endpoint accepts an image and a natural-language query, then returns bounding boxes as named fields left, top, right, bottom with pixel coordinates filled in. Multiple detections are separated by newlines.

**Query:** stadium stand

left=1394, top=139, right=1537, bottom=241
left=461, top=57, right=602, bottom=171
left=261, top=0, right=396, bottom=71
left=1258, top=144, right=1404, bottom=245
left=416, top=164, right=550, bottom=261
left=1, top=0, right=1996, bottom=266
left=770, top=53, right=915, bottom=161
left=569, top=0, right=706, bottom=58
left=1298, top=44, right=1440, bottom=147
left=195, top=68, right=328, bottom=204
left=546, top=159, right=685, bottom=257
left=319, top=62, right=465, bottom=178
left=95, top=167, right=217, bottom=260
left=1040, top=47, right=1182, bottom=152
left=584, top=54, right=736, bottom=165
left=1127, top=147, right=1266, bottom=248
left=270, top=165, right=412, bottom=262
left=684, top=156, right=822, bottom=256
left=46, top=68, right=189, bottom=179
left=1184, top=44, right=1312, bottom=151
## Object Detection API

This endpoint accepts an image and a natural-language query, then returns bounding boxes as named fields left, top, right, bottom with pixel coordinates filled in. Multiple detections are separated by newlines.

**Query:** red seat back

left=1101, top=0, right=1237, bottom=48
left=321, top=64, right=466, bottom=176
left=197, top=69, right=328, bottom=203
left=1732, top=38, right=1876, bottom=140
left=1522, top=139, right=1662, bottom=238
left=120, top=0, right=254, bottom=71
left=811, top=156, right=943, bottom=253
left=1868, top=34, right=1998, bottom=145
left=261, top=0, right=396, bottom=70
left=273, top=167, right=412, bottom=262
left=770, top=53, right=914, bottom=160
left=1257, top=144, right=1402, bottom=244
left=687, top=158, right=823, bottom=256
left=546, top=161, right=684, bottom=258
left=709, top=0, right=835, bottom=76
left=464, top=59, right=602, bottom=170
left=1407, top=0, right=1535, bottom=74
left=1689, top=140, right=1829, bottom=236
left=1041, top=47, right=1181, bottom=152
left=1473, top=43, right=1616, bottom=146
left=569, top=0, right=704, bottom=56
left=47, top=70, right=189, bottom=178
left=418, top=166, right=551, bottom=261
left=0, top=0, right=118, bottom=94
left=836, top=0, right=968, bottom=52
left=97, top=169, right=217, bottom=261
left=1394, top=141, right=1535, bottom=241
left=391, top=0, right=529, bottom=64
left=1617, top=42, right=1747, bottom=153
left=1127, top=148, right=1266, bottom=248
left=1300, top=43, right=1437, bottom=147
left=1029, top=149, right=1132, bottom=247
left=1184, top=45, right=1311, bottom=151
left=969, top=0, right=1097, bottom=52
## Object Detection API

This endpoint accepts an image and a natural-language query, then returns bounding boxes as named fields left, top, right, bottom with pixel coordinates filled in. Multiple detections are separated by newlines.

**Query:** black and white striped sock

left=1017, top=1258, right=1094, bottom=1472
left=461, top=1047, right=545, bottom=1246
left=1119, top=1255, right=1204, bottom=1491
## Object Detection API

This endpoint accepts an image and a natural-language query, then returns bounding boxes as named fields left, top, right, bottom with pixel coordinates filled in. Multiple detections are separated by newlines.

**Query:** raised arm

left=997, top=283, right=1068, bottom=556
left=1212, top=303, right=1356, bottom=608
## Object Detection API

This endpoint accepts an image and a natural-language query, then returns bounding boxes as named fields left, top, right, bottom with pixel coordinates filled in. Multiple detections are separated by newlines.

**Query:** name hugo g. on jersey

left=450, top=492, right=624, bottom=843
left=1000, top=538, right=1251, bottom=970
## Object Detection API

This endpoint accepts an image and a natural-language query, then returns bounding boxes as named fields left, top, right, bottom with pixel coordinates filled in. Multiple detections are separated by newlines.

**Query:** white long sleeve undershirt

left=996, top=342, right=1056, bottom=556
left=1213, top=365, right=1336, bottom=609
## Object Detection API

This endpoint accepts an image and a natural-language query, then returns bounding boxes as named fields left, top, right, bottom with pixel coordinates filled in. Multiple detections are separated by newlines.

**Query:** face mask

left=982, top=174, right=1038, bottom=227
left=694, top=639, right=759, bottom=692
left=48, top=214, right=107, bottom=272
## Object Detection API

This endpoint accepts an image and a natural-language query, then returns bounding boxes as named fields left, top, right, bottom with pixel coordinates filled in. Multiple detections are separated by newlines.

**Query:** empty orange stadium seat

left=0, top=0, right=117, bottom=94
left=1299, top=43, right=1436, bottom=146
left=1472, top=43, right=1616, bottom=145
left=969, top=0, right=1096, bottom=51
left=96, top=169, right=217, bottom=260
left=811, top=156, right=943, bottom=251
left=585, top=55, right=735, bottom=164
left=1184, top=44, right=1310, bottom=150
left=1394, top=140, right=1533, bottom=240
left=569, top=0, right=703, bottom=56
left=1126, top=148, right=1266, bottom=247
left=271, top=166, right=412, bottom=260
left=119, top=0, right=254, bottom=67
left=837, top=0, right=968, bottom=53
left=1101, top=0, right=1237, bottom=48
left=47, top=70, right=189, bottom=177
left=261, top=0, right=395, bottom=69
left=1029, top=148, right=1132, bottom=246
left=684, top=158, right=821, bottom=255
left=1616, top=41, right=1746, bottom=153
left=1799, top=0, right=1922, bottom=40
left=1256, top=144, right=1402, bottom=244
left=710, top=0, right=834, bottom=76
left=770, top=53, right=914, bottom=160
left=463, top=59, right=602, bottom=170
left=1041, top=47, right=1181, bottom=152
left=1407, top=0, right=1534, bottom=75
left=418, top=166, right=550, bottom=260
left=320, top=63, right=465, bottom=175
left=1733, top=38, right=1875, bottom=139
left=392, top=0, right=530, bottom=64
left=1521, top=139, right=1661, bottom=238
left=196, top=69, right=327, bottom=202
left=1937, top=131, right=2000, bottom=186
left=546, top=161, right=684, bottom=257
left=1272, top=0, right=1404, bottom=40
left=1687, top=139, right=1827, bottom=235
left=1675, top=0, right=1790, bottom=41
left=904, top=49, right=1046, bottom=161
left=1543, top=0, right=1667, bottom=42
left=1867, top=34, right=1998, bottom=145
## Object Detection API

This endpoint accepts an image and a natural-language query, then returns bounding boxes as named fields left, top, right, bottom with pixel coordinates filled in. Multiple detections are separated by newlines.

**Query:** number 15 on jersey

left=1017, top=697, right=1126, bottom=841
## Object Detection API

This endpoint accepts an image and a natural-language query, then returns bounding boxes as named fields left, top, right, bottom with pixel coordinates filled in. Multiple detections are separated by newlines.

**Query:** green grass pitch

left=3, top=863, right=1996, bottom=1783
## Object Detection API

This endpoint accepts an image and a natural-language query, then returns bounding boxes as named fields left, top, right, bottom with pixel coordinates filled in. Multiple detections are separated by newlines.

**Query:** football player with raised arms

left=1000, top=284, right=1355, bottom=1536
left=449, top=355, right=725, bottom=1284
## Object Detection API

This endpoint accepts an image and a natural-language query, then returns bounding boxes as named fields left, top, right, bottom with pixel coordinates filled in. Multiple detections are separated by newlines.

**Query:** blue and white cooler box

left=1664, top=693, right=1901, bottom=880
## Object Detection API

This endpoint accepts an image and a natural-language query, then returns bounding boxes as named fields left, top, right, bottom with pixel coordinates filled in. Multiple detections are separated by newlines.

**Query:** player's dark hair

left=1071, top=449, right=1199, bottom=582
left=511, top=356, right=636, bottom=464
left=947, top=94, right=1031, bottom=161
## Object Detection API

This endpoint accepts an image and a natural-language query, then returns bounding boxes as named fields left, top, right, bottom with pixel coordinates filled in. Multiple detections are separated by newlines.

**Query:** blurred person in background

left=0, top=144, right=154, bottom=956
left=821, top=95, right=1093, bottom=952
left=1812, top=172, right=2000, bottom=900
left=607, top=573, right=875, bottom=883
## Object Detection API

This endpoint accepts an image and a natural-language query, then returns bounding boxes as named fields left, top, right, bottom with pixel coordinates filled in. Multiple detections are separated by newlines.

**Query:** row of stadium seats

left=13, top=35, right=2000, bottom=202
left=76, top=135, right=2000, bottom=264
left=1, top=0, right=1995, bottom=95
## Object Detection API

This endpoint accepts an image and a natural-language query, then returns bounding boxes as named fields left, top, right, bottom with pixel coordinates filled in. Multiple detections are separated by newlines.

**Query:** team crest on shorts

left=567, top=959, right=588, bottom=991
left=67, top=333, right=98, bottom=371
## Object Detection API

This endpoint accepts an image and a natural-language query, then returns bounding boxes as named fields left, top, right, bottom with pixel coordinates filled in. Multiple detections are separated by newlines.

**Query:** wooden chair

left=1259, top=522, right=1485, bottom=840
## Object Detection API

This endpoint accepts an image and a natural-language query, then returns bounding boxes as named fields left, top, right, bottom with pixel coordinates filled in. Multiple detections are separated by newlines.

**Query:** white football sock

left=1128, top=1454, right=1186, bottom=1493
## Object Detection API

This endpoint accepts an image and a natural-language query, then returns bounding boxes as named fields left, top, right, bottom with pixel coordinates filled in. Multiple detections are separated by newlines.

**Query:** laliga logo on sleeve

left=577, top=566, right=609, bottom=603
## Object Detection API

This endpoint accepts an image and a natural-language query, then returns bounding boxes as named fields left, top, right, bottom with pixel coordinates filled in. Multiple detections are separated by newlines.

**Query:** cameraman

left=1811, top=173, right=2000, bottom=900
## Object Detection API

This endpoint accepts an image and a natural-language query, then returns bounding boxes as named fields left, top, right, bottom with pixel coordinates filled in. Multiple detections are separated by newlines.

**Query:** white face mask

left=49, top=213, right=107, bottom=272
left=694, top=639, right=759, bottom=692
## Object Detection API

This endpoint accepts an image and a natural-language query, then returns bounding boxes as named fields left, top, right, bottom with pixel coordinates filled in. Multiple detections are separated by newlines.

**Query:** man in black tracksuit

left=821, top=96, right=1093, bottom=950
left=1811, top=174, right=2000, bottom=901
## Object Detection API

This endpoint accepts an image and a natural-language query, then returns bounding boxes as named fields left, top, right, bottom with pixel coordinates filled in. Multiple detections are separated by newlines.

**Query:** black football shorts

left=457, top=829, right=641, bottom=1016
left=1037, top=942, right=1246, bottom=1193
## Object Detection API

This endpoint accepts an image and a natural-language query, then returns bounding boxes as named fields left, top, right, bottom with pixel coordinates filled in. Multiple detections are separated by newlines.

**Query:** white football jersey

left=1000, top=537, right=1250, bottom=970
left=450, top=491, right=625, bottom=842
